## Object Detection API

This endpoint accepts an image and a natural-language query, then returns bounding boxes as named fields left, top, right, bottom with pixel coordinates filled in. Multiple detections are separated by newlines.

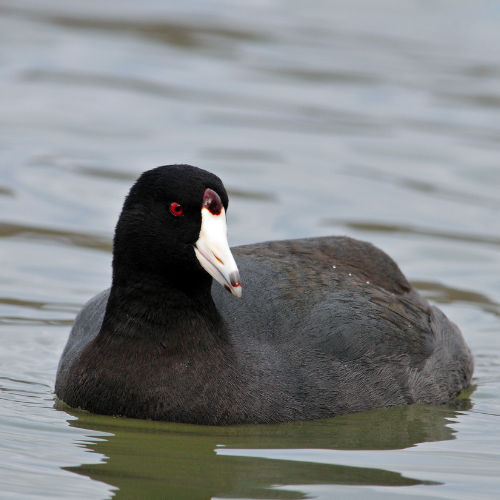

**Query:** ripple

left=32, top=153, right=139, bottom=182
left=227, top=187, right=277, bottom=202
left=73, top=166, right=137, bottom=182
left=0, top=297, right=80, bottom=313
left=0, top=186, right=14, bottom=197
left=260, top=66, right=382, bottom=85
left=49, top=13, right=267, bottom=48
left=201, top=147, right=285, bottom=163
left=0, top=221, right=111, bottom=252
left=0, top=4, right=268, bottom=48
left=20, top=68, right=290, bottom=113
left=0, top=376, right=50, bottom=390
left=0, top=316, right=74, bottom=327
left=203, top=110, right=390, bottom=136
left=323, top=218, right=500, bottom=248
left=342, top=165, right=500, bottom=210
left=21, top=68, right=194, bottom=100
left=437, top=91, right=500, bottom=110
left=460, top=63, right=500, bottom=78
left=412, top=281, right=500, bottom=318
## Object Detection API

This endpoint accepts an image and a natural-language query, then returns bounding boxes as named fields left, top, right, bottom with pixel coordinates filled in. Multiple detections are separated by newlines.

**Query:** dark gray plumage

left=55, top=165, right=473, bottom=424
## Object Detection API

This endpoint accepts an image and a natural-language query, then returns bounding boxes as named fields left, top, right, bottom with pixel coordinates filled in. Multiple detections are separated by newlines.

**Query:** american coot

left=55, top=165, right=473, bottom=424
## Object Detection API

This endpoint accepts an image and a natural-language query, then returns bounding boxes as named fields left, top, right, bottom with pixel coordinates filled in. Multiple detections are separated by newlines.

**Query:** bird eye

left=169, top=202, right=183, bottom=216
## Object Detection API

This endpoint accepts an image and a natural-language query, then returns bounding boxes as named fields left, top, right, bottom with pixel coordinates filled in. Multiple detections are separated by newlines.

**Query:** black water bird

left=55, top=164, right=473, bottom=424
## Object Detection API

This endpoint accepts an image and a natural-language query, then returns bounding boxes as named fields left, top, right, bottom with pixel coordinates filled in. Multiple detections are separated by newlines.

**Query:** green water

left=63, top=403, right=470, bottom=499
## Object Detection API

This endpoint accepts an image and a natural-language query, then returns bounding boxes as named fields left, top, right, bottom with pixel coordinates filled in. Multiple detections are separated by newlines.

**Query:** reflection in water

left=61, top=404, right=469, bottom=499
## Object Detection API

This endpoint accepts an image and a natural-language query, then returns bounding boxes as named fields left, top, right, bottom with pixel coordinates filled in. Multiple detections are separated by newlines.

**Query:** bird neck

left=97, top=271, right=228, bottom=351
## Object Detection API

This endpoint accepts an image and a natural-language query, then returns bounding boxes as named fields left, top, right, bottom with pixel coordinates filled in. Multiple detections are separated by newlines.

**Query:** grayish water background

left=1, top=0, right=499, bottom=498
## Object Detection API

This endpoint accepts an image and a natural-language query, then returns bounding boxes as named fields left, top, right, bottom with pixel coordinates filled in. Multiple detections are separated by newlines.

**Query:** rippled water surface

left=1, top=1, right=500, bottom=498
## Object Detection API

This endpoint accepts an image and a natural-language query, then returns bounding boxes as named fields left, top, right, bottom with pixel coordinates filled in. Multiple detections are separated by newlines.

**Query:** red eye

left=169, top=202, right=183, bottom=216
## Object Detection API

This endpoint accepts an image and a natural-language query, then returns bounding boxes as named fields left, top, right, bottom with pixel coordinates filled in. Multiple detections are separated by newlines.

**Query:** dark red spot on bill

left=229, top=271, right=241, bottom=287
left=202, top=188, right=223, bottom=215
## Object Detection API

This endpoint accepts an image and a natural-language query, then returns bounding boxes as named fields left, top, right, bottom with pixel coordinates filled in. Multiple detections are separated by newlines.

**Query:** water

left=1, top=0, right=499, bottom=498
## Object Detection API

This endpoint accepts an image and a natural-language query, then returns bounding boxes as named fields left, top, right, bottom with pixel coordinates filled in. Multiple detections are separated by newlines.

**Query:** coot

left=55, top=164, right=473, bottom=424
